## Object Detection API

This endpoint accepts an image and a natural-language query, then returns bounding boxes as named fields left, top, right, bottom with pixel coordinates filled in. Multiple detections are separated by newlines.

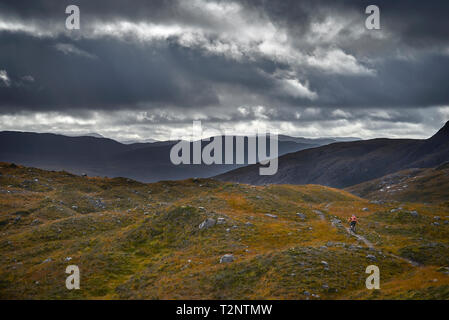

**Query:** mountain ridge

left=0, top=131, right=337, bottom=182
left=216, top=121, right=449, bottom=188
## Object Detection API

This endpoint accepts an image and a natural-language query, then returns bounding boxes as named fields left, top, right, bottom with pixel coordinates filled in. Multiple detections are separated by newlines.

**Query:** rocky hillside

left=216, top=121, right=449, bottom=188
left=346, top=162, right=449, bottom=204
left=1, top=162, right=449, bottom=299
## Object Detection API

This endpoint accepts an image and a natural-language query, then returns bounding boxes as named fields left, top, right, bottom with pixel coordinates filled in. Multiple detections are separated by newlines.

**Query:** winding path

left=322, top=203, right=420, bottom=267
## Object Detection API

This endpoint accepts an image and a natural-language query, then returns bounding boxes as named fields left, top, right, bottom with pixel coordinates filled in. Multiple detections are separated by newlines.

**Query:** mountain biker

left=348, top=215, right=358, bottom=232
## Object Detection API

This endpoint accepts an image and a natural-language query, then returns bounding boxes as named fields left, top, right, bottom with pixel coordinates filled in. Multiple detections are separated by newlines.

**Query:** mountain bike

left=350, top=222, right=356, bottom=233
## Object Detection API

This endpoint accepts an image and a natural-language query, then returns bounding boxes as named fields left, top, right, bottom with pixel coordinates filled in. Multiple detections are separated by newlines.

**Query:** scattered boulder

left=409, top=210, right=419, bottom=217
left=217, top=217, right=226, bottom=225
left=42, top=258, right=52, bottom=263
left=362, top=208, right=369, bottom=212
left=321, top=261, right=328, bottom=267
left=296, top=212, right=306, bottom=219
left=64, top=257, right=72, bottom=261
left=199, top=218, right=216, bottom=230
left=366, top=254, right=377, bottom=261
left=265, top=214, right=278, bottom=219
left=220, top=254, right=234, bottom=263
left=331, top=218, right=341, bottom=226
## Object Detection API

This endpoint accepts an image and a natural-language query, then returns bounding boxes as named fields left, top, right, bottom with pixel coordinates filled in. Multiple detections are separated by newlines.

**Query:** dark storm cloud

left=0, top=0, right=449, bottom=139
left=0, top=32, right=221, bottom=112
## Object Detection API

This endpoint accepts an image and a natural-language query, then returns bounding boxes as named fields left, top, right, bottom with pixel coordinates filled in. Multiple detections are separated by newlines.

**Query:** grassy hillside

left=1, top=162, right=449, bottom=299
left=346, top=162, right=449, bottom=204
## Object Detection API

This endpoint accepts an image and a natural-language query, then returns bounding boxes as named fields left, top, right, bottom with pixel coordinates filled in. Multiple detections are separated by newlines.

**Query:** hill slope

left=216, top=121, right=449, bottom=188
left=346, top=162, right=449, bottom=203
left=1, top=163, right=449, bottom=299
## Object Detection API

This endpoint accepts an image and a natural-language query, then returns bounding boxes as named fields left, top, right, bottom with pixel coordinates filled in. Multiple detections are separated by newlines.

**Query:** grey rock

left=366, top=254, right=377, bottom=261
left=265, top=214, right=278, bottom=219
left=331, top=218, right=341, bottom=226
left=199, top=218, right=216, bottom=229
left=220, top=254, right=234, bottom=263
left=409, top=210, right=419, bottom=217
left=296, top=212, right=306, bottom=219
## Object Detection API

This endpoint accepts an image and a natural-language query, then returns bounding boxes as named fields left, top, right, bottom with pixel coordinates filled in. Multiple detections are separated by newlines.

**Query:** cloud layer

left=1, top=0, right=449, bottom=140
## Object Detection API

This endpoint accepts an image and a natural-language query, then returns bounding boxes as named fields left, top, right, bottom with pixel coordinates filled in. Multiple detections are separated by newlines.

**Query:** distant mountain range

left=0, top=131, right=352, bottom=182
left=216, top=121, right=449, bottom=188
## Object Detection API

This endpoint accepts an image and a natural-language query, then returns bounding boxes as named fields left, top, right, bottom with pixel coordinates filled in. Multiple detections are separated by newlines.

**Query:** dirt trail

left=344, top=227, right=374, bottom=249
left=323, top=203, right=420, bottom=267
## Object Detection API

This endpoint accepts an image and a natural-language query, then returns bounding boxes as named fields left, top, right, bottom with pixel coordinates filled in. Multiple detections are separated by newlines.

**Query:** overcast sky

left=1, top=0, right=449, bottom=141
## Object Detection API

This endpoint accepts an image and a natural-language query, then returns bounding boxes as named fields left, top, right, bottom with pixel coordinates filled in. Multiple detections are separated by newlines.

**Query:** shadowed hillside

left=1, top=163, right=449, bottom=299
left=0, top=132, right=343, bottom=182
